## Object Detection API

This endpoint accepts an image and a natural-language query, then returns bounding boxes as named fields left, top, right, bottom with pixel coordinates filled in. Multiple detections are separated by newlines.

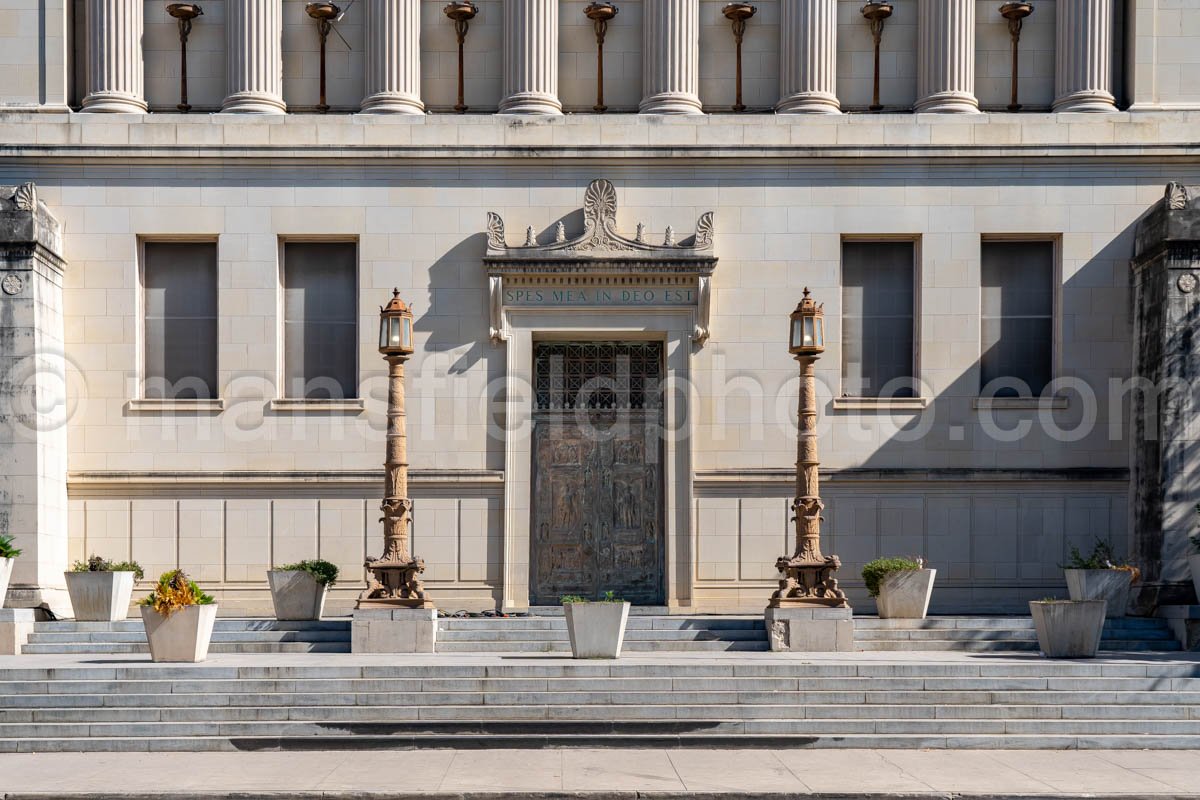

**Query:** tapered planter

left=65, top=571, right=136, bottom=621
left=1190, top=555, right=1200, bottom=605
left=564, top=602, right=630, bottom=659
left=140, top=604, right=218, bottom=663
left=267, top=570, right=327, bottom=621
left=1064, top=568, right=1132, bottom=618
left=876, top=568, right=937, bottom=619
left=1030, top=600, right=1106, bottom=658
left=0, top=558, right=12, bottom=609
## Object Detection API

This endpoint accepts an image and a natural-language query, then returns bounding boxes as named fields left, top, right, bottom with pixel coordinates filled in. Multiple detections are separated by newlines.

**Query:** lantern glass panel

left=791, top=318, right=804, bottom=350
left=803, top=317, right=815, bottom=347
left=402, top=316, right=412, bottom=349
left=379, top=317, right=388, bottom=350
left=814, top=316, right=824, bottom=348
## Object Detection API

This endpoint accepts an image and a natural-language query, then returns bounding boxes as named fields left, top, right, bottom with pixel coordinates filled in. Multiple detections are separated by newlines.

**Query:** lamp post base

left=768, top=554, right=849, bottom=609
left=765, top=606, right=854, bottom=652
left=357, top=558, right=434, bottom=609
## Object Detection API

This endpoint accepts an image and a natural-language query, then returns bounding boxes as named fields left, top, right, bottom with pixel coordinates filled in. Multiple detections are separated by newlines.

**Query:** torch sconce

left=722, top=3, right=756, bottom=112
left=166, top=3, right=203, bottom=112
left=1000, top=2, right=1033, bottom=112
left=444, top=1, right=479, bottom=113
left=584, top=2, right=618, bottom=112
left=305, top=2, right=341, bottom=113
left=860, top=2, right=893, bottom=112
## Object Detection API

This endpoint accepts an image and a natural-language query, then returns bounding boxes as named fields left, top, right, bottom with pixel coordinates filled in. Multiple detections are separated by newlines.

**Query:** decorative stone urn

left=140, top=605, right=218, bottom=663
left=0, top=558, right=12, bottom=609
left=563, top=601, right=630, bottom=659
left=1029, top=600, right=1106, bottom=658
left=876, top=568, right=937, bottom=619
left=1064, top=569, right=1132, bottom=618
left=64, top=571, right=136, bottom=622
left=268, top=570, right=327, bottom=621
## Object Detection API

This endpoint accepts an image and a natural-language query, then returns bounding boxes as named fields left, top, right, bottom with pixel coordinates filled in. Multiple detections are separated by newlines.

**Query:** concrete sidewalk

left=2, top=749, right=1199, bottom=798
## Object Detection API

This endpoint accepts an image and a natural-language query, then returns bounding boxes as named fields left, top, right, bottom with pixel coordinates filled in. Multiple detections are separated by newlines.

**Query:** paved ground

left=2, top=748, right=1200, bottom=797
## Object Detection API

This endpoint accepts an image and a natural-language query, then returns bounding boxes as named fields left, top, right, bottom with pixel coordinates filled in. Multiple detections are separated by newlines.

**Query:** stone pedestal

left=81, top=0, right=147, bottom=113
left=360, top=0, right=425, bottom=114
left=776, top=0, right=840, bottom=113
left=1131, top=182, right=1200, bottom=610
left=352, top=608, right=436, bottom=653
left=222, top=0, right=286, bottom=114
left=639, top=0, right=702, bottom=114
left=498, top=0, right=562, bottom=114
left=0, top=609, right=42, bottom=655
left=0, top=184, right=70, bottom=617
left=1052, top=0, right=1116, bottom=112
left=915, top=0, right=979, bottom=113
left=765, top=606, right=854, bottom=652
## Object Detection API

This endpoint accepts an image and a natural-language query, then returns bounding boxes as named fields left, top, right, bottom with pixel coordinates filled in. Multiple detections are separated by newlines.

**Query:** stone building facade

left=0, top=0, right=1197, bottom=616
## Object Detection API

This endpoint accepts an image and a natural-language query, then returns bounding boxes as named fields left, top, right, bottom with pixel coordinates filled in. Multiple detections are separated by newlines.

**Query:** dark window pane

left=981, top=241, right=1053, bottom=395
left=841, top=241, right=915, bottom=397
left=284, top=242, right=357, bottom=399
left=143, top=242, right=218, bottom=400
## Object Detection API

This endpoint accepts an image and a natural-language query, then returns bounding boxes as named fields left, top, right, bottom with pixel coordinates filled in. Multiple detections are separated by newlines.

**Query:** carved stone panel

left=530, top=342, right=665, bottom=605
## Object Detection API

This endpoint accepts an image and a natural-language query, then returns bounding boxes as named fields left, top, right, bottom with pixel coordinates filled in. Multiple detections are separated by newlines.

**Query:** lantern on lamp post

left=769, top=288, right=849, bottom=609
left=357, top=289, right=432, bottom=609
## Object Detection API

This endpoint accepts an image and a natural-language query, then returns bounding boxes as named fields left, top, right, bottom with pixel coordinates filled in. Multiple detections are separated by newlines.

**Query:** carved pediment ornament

left=1166, top=182, right=1190, bottom=211
left=486, top=179, right=715, bottom=258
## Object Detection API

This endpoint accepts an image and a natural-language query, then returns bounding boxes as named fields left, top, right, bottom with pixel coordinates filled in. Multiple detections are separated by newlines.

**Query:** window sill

left=973, top=396, right=1069, bottom=410
left=268, top=398, right=366, bottom=413
left=126, top=398, right=224, bottom=414
left=832, top=397, right=930, bottom=411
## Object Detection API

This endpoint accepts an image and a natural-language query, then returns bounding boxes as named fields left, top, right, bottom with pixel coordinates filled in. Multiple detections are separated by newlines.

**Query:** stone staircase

left=19, top=614, right=1184, bottom=655
left=437, top=615, right=769, bottom=652
left=3, top=657, right=1200, bottom=752
left=854, top=616, right=1183, bottom=652
left=21, top=620, right=352, bottom=655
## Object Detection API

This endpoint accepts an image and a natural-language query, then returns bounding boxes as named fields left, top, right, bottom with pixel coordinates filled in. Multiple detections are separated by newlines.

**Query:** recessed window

left=841, top=241, right=916, bottom=398
left=981, top=241, right=1054, bottom=397
left=143, top=242, right=218, bottom=400
left=282, top=242, right=358, bottom=399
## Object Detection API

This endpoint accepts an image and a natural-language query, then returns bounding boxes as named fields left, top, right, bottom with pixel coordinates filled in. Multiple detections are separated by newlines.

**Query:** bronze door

left=530, top=342, right=664, bottom=605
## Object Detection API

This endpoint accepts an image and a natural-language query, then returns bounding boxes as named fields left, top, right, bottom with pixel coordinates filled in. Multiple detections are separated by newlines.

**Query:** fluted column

left=776, top=0, right=839, bottom=113
left=361, top=0, right=425, bottom=113
left=222, top=0, right=286, bottom=114
left=915, top=0, right=979, bottom=112
left=639, top=0, right=702, bottom=114
left=1053, top=0, right=1116, bottom=112
left=499, top=0, right=562, bottom=114
left=81, top=0, right=146, bottom=113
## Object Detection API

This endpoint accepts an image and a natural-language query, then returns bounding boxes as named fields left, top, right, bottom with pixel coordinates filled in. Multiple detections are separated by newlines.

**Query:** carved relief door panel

left=530, top=342, right=664, bottom=605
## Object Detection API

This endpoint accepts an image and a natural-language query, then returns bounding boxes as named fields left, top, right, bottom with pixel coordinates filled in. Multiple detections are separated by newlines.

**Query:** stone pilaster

left=639, top=0, right=702, bottom=115
left=1131, top=183, right=1200, bottom=610
left=1053, top=0, right=1116, bottom=112
left=776, top=0, right=839, bottom=114
left=80, top=0, right=146, bottom=113
left=499, top=0, right=562, bottom=114
left=0, top=184, right=70, bottom=617
left=915, top=0, right=979, bottom=113
left=361, top=0, right=425, bottom=114
left=222, top=0, right=286, bottom=114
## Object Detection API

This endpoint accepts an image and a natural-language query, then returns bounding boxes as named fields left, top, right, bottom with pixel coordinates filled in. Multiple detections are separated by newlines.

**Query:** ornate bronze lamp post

left=585, top=2, right=618, bottom=112
left=166, top=3, right=203, bottom=112
left=444, top=1, right=479, bottom=113
left=769, top=289, right=848, bottom=609
left=861, top=2, right=893, bottom=112
left=358, top=290, right=432, bottom=609
left=1000, top=2, right=1033, bottom=111
left=722, top=3, right=756, bottom=112
left=305, top=2, right=340, bottom=113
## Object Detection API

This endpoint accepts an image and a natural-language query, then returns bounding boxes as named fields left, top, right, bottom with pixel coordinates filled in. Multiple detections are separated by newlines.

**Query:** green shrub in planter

left=277, top=559, right=340, bottom=587
left=861, top=557, right=925, bottom=597
left=0, top=534, right=19, bottom=610
left=66, top=555, right=145, bottom=621
left=71, top=555, right=145, bottom=580
left=0, top=535, right=22, bottom=559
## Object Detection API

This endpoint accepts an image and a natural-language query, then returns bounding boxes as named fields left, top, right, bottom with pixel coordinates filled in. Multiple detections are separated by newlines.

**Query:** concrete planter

left=1188, top=555, right=1200, bottom=606
left=563, top=601, right=630, bottom=658
left=140, top=604, right=218, bottom=663
left=1064, top=568, right=1132, bottom=618
left=1030, top=600, right=1106, bottom=658
left=267, top=570, right=328, bottom=621
left=876, top=568, right=937, bottom=619
left=64, top=571, right=136, bottom=622
left=0, top=558, right=12, bottom=609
